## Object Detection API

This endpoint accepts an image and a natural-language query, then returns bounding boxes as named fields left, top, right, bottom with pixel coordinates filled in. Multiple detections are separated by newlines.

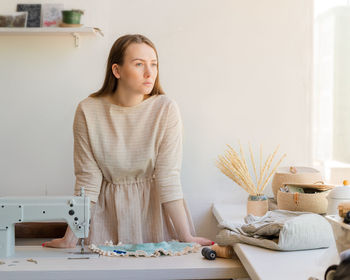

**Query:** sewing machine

left=0, top=187, right=90, bottom=258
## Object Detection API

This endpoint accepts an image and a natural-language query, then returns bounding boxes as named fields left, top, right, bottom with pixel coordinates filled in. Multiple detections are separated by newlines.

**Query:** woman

left=44, top=34, right=212, bottom=248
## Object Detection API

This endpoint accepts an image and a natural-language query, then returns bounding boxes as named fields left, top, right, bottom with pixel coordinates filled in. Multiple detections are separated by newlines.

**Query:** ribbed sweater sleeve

left=154, top=101, right=184, bottom=203
left=73, top=103, right=103, bottom=203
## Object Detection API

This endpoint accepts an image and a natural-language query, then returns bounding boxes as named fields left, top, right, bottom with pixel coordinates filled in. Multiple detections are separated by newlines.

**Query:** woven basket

left=271, top=166, right=323, bottom=199
left=277, top=183, right=333, bottom=214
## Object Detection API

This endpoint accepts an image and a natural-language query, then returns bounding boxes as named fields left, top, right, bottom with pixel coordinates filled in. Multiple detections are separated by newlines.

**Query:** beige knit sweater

left=73, top=94, right=195, bottom=244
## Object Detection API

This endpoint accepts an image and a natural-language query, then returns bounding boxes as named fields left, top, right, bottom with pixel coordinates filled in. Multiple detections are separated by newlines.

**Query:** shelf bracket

left=72, top=32, right=80, bottom=48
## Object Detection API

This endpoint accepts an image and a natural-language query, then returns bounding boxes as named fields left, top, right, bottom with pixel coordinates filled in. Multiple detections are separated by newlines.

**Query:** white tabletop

left=0, top=239, right=248, bottom=280
left=212, top=203, right=340, bottom=280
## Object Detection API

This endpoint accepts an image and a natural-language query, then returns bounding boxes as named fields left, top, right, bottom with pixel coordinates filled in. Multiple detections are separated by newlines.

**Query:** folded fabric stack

left=216, top=210, right=333, bottom=251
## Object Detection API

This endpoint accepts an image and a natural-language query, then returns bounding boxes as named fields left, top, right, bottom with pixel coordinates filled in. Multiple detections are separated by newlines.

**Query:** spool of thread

left=344, top=211, right=350, bottom=224
left=211, top=244, right=234, bottom=259
left=340, top=248, right=350, bottom=262
left=201, top=247, right=216, bottom=260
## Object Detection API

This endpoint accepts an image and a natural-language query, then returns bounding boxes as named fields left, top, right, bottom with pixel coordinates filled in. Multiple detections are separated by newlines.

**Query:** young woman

left=44, top=34, right=212, bottom=248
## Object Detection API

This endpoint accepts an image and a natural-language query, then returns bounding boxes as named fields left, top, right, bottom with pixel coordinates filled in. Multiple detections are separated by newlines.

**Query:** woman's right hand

left=42, top=237, right=77, bottom=248
left=43, top=226, right=78, bottom=248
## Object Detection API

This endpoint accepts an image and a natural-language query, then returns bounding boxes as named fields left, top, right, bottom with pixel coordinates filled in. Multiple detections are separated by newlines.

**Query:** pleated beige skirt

left=85, top=177, right=196, bottom=245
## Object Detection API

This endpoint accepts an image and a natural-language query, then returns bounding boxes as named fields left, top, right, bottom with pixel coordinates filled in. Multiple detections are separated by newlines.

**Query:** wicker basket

left=277, top=183, right=334, bottom=214
left=271, top=166, right=323, bottom=199
left=277, top=190, right=330, bottom=214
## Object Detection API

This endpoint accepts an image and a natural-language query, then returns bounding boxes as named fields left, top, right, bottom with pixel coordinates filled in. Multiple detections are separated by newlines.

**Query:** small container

left=327, top=180, right=350, bottom=215
left=338, top=202, right=350, bottom=218
left=62, top=10, right=83, bottom=24
left=247, top=195, right=268, bottom=216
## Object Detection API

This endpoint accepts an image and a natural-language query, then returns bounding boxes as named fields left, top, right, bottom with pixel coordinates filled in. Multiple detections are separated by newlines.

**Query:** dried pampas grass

left=216, top=143, right=286, bottom=196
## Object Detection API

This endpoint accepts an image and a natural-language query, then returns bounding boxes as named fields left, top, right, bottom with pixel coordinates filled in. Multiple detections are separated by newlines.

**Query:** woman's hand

left=42, top=237, right=77, bottom=248
left=43, top=202, right=95, bottom=248
left=183, top=235, right=214, bottom=246
left=43, top=226, right=78, bottom=248
left=162, top=200, right=214, bottom=246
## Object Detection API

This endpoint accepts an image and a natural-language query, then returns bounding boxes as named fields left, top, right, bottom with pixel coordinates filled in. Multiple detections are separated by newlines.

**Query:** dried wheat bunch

left=216, top=143, right=286, bottom=195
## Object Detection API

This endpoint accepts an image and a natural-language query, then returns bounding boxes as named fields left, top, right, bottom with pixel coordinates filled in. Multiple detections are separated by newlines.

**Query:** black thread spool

left=344, top=211, right=350, bottom=224
left=201, top=247, right=216, bottom=260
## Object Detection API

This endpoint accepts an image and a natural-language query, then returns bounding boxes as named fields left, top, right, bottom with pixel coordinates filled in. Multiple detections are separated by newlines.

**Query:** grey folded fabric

left=216, top=210, right=333, bottom=251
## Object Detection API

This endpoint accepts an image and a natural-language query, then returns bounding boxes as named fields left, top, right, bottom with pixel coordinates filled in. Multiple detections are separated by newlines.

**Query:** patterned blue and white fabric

left=89, top=241, right=200, bottom=257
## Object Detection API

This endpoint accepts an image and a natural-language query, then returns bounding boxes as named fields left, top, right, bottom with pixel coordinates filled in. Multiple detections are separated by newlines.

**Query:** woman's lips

left=143, top=82, right=153, bottom=86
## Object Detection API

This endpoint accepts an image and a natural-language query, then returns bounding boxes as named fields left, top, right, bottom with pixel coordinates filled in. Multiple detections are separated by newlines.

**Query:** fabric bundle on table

left=89, top=240, right=200, bottom=257
left=216, top=210, right=333, bottom=251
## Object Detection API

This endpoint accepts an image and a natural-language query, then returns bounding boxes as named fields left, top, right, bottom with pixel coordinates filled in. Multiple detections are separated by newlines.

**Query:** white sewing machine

left=0, top=187, right=90, bottom=258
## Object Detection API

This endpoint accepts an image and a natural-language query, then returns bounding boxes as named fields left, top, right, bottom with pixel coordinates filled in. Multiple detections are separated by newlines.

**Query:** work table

left=212, top=203, right=340, bottom=280
left=0, top=238, right=248, bottom=280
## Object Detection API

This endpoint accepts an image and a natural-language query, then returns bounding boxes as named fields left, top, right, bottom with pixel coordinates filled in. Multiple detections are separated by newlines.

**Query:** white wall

left=0, top=0, right=313, bottom=240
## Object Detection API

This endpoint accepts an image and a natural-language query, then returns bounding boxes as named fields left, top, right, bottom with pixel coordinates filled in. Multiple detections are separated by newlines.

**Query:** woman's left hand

left=184, top=236, right=214, bottom=246
left=162, top=200, right=215, bottom=246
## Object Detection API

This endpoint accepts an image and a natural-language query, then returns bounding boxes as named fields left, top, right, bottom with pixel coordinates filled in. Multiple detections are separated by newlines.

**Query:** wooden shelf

left=0, top=27, right=104, bottom=47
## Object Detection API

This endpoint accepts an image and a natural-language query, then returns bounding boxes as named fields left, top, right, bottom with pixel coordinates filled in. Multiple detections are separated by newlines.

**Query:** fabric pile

left=89, top=240, right=200, bottom=257
left=216, top=210, right=333, bottom=251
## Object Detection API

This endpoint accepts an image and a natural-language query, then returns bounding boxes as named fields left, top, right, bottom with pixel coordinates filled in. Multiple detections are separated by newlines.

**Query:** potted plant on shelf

left=60, top=9, right=84, bottom=27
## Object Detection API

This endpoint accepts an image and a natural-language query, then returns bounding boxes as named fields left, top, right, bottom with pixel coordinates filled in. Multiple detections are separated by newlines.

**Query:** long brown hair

left=90, top=34, right=165, bottom=97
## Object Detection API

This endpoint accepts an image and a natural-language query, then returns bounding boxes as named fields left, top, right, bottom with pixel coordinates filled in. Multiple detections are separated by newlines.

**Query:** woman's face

left=113, top=43, right=158, bottom=96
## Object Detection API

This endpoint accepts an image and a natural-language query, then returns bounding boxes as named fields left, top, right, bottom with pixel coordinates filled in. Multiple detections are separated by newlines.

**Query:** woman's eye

left=152, top=64, right=158, bottom=67
left=136, top=63, right=143, bottom=66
